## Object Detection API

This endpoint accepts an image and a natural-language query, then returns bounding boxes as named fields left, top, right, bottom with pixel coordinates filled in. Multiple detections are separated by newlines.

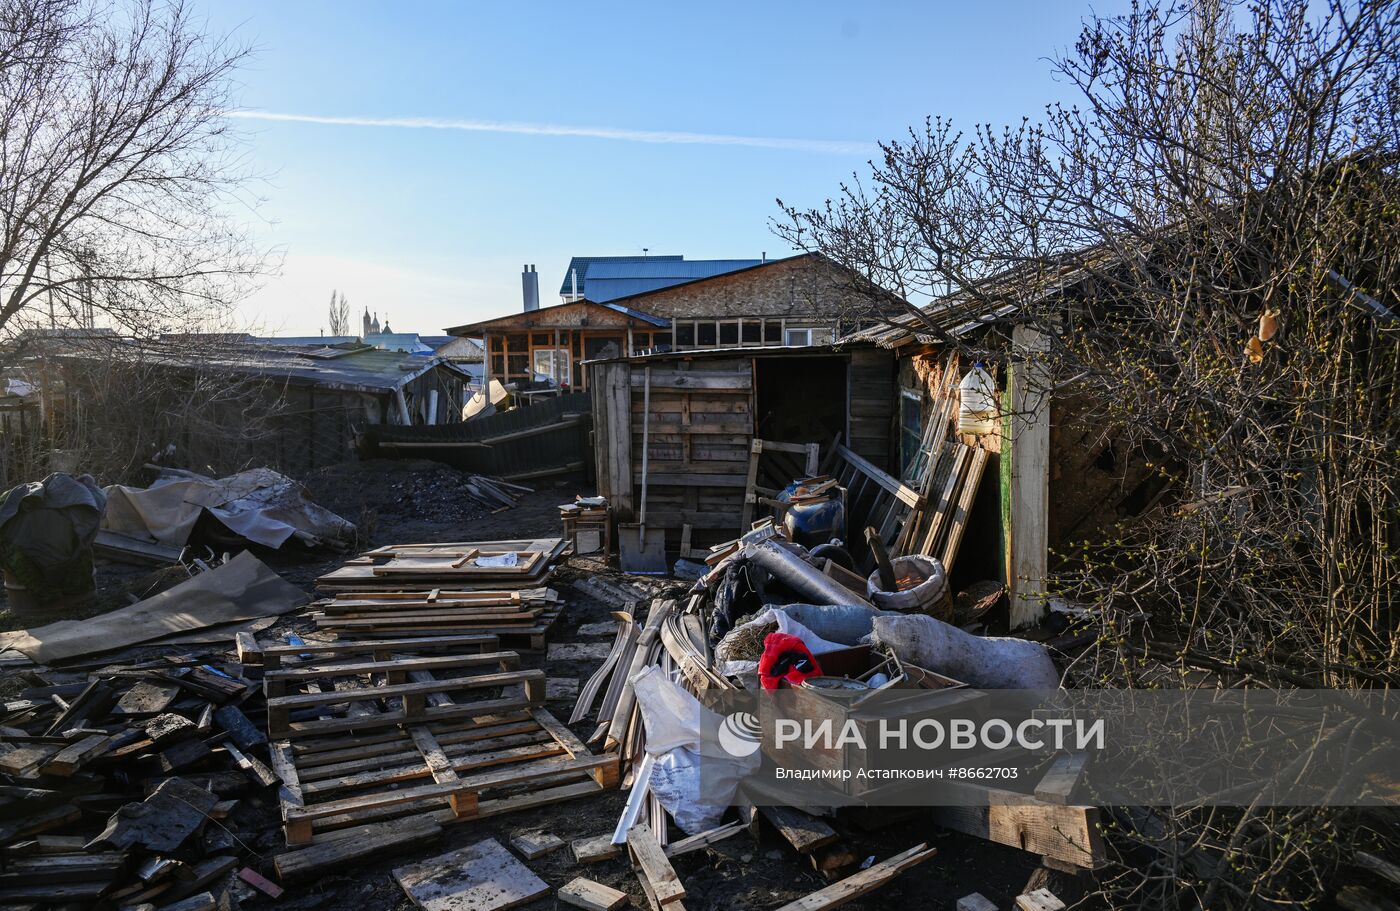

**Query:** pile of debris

left=556, top=517, right=1098, bottom=910
left=0, top=642, right=288, bottom=908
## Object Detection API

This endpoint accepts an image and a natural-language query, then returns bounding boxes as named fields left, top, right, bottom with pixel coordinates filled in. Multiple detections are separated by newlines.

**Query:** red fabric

left=758, top=632, right=822, bottom=690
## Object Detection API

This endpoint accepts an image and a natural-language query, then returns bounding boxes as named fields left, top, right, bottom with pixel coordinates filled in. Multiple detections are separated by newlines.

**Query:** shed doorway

left=753, top=356, right=848, bottom=450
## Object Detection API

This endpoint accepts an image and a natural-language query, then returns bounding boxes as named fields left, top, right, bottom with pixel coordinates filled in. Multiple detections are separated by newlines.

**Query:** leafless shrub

left=779, top=1, right=1400, bottom=905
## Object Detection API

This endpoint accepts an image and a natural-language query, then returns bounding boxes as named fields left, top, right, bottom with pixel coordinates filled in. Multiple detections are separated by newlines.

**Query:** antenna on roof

left=642, top=247, right=649, bottom=257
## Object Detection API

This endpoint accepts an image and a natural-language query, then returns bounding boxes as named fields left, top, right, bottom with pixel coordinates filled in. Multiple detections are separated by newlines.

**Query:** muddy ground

left=1, top=458, right=1061, bottom=910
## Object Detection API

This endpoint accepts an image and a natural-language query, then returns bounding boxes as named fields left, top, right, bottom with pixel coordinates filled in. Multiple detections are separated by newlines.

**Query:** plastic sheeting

left=0, top=473, right=105, bottom=599
left=0, top=550, right=306, bottom=663
left=102, top=468, right=355, bottom=549
left=631, top=666, right=758, bottom=834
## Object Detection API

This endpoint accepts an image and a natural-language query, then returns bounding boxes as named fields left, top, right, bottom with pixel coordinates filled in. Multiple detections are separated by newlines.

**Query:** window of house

left=531, top=333, right=551, bottom=347
left=742, top=321, right=763, bottom=345
left=676, top=323, right=695, bottom=348
left=719, top=321, right=739, bottom=345
left=697, top=322, right=717, bottom=346
left=785, top=326, right=835, bottom=347
left=653, top=332, right=672, bottom=348
left=532, top=348, right=570, bottom=385
left=899, top=391, right=923, bottom=478
left=764, top=321, right=783, bottom=344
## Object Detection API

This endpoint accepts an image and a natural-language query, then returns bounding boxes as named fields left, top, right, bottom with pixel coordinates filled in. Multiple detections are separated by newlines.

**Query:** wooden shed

left=587, top=344, right=897, bottom=550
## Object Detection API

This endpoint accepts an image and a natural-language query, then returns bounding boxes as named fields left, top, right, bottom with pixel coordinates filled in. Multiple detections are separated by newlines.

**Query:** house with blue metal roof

left=446, top=252, right=906, bottom=392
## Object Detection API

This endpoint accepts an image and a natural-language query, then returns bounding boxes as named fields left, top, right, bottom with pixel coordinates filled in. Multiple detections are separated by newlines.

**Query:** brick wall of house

left=614, top=254, right=898, bottom=324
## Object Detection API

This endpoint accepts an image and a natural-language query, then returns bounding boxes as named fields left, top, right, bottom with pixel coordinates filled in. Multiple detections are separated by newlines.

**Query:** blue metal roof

left=558, top=255, right=682, bottom=297
left=582, top=258, right=764, bottom=302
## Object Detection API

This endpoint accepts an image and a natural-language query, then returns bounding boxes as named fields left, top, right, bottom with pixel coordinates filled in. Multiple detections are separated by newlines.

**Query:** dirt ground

left=1, top=458, right=1061, bottom=910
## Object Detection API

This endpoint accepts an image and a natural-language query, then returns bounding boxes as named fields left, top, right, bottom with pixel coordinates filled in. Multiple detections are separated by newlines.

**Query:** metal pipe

left=742, top=539, right=866, bottom=606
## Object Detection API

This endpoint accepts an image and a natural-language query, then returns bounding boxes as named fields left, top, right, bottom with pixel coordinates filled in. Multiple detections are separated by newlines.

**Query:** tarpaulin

left=102, top=467, right=354, bottom=549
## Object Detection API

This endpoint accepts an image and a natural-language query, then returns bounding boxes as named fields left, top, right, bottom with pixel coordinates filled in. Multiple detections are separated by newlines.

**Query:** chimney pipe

left=522, top=264, right=540, bottom=312
left=570, top=267, right=579, bottom=300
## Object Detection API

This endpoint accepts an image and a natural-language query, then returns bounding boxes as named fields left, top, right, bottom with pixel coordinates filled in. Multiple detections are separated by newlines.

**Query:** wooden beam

left=771, top=843, right=936, bottom=911
left=1008, top=324, right=1050, bottom=629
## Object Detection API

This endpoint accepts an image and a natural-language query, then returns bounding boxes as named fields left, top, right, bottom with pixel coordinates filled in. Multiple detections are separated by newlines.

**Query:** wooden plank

left=558, top=877, right=629, bottom=911
left=834, top=445, right=921, bottom=507
left=957, top=895, right=999, bottom=911
left=393, top=838, right=549, bottom=911
left=573, top=834, right=622, bottom=865
left=759, top=806, right=838, bottom=855
left=256, top=634, right=500, bottom=665
left=510, top=831, right=565, bottom=859
left=278, top=694, right=538, bottom=740
left=112, top=679, right=179, bottom=716
left=1016, top=888, right=1066, bottom=911
left=928, top=782, right=1103, bottom=869
left=266, top=652, right=520, bottom=687
left=771, top=844, right=936, bottom=911
left=268, top=668, right=543, bottom=712
left=275, top=817, right=443, bottom=883
left=37, top=734, right=109, bottom=777
left=1009, top=323, right=1050, bottom=629
left=627, top=823, right=685, bottom=908
left=939, top=446, right=989, bottom=572
left=664, top=822, right=745, bottom=859
left=1033, top=753, right=1088, bottom=805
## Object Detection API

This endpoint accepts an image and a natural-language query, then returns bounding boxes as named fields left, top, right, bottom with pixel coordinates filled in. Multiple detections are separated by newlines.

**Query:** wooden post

left=1008, top=324, right=1050, bottom=629
left=594, top=362, right=634, bottom=522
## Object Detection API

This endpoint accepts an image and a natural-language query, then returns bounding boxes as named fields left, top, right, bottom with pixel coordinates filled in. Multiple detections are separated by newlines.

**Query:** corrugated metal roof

left=52, top=341, right=470, bottom=394
left=582, top=259, right=764, bottom=302
left=258, top=336, right=360, bottom=347
left=558, top=254, right=683, bottom=297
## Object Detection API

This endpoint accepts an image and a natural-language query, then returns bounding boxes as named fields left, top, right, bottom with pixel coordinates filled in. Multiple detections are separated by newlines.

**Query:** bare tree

left=0, top=0, right=266, bottom=339
left=780, top=1, right=1400, bottom=907
left=327, top=289, right=350, bottom=336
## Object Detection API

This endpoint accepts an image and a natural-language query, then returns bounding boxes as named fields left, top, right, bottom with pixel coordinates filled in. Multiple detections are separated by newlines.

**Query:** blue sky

left=208, top=1, right=1131, bottom=336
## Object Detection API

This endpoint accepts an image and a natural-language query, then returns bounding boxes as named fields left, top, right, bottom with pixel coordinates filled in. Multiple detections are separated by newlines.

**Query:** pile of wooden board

left=312, top=537, right=571, bottom=650
left=0, top=651, right=287, bottom=907
left=316, top=537, right=567, bottom=593
left=309, top=587, right=564, bottom=650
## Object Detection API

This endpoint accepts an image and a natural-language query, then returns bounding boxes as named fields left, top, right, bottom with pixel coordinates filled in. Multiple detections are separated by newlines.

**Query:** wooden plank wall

left=628, top=358, right=754, bottom=546
left=848, top=348, right=895, bottom=468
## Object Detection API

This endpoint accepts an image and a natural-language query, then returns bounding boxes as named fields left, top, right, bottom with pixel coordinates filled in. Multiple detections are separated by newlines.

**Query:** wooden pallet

left=263, top=649, right=544, bottom=739
left=236, top=633, right=500, bottom=670
left=315, top=600, right=565, bottom=651
left=273, top=707, right=619, bottom=845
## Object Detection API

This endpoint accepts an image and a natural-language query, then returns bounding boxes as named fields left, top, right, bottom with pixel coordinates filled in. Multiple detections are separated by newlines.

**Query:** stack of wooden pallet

left=236, top=634, right=618, bottom=851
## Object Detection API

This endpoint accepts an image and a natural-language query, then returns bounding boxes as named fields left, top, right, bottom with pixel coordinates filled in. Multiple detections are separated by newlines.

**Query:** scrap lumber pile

left=461, top=475, right=533, bottom=512
left=0, top=650, right=278, bottom=908
left=312, top=537, right=569, bottom=650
